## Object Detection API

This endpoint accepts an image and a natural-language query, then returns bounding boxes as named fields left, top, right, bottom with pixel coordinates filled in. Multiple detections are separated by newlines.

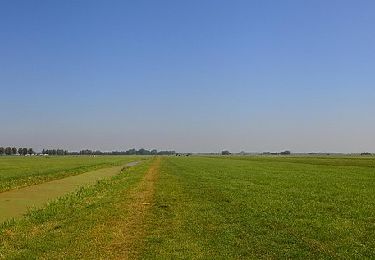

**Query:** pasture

left=145, top=156, right=375, bottom=258
left=1, top=156, right=374, bottom=258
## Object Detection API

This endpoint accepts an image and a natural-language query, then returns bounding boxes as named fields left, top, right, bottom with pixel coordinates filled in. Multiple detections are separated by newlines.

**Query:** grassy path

left=102, top=157, right=161, bottom=259
left=0, top=161, right=139, bottom=223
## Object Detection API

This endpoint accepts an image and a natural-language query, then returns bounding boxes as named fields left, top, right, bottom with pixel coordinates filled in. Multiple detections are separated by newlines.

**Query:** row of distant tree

left=0, top=147, right=34, bottom=155
left=0, top=147, right=176, bottom=156
left=42, top=149, right=69, bottom=155
left=77, top=148, right=176, bottom=155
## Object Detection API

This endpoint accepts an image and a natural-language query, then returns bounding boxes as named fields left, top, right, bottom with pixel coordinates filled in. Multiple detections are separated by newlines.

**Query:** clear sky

left=1, top=0, right=374, bottom=153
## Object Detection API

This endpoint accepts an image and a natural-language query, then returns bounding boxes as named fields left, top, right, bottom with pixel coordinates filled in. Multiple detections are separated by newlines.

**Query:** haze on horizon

left=1, top=1, right=374, bottom=153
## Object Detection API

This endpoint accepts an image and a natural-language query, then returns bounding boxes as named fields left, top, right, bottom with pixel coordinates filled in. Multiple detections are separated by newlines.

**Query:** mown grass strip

left=101, top=156, right=161, bottom=259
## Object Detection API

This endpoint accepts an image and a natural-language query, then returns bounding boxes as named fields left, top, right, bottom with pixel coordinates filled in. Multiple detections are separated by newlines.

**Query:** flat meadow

left=145, top=156, right=375, bottom=258
left=1, top=156, right=374, bottom=258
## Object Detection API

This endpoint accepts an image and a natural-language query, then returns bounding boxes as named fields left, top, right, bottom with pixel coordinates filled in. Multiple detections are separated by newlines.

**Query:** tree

left=5, top=147, right=12, bottom=155
left=80, top=149, right=92, bottom=155
left=22, top=148, right=28, bottom=155
left=137, top=148, right=151, bottom=155
left=126, top=149, right=136, bottom=155
left=280, top=150, right=291, bottom=155
left=0, top=147, right=4, bottom=155
left=151, top=149, right=158, bottom=155
left=11, top=147, right=17, bottom=155
left=18, top=148, right=23, bottom=155
left=221, top=150, right=231, bottom=155
left=28, top=148, right=34, bottom=155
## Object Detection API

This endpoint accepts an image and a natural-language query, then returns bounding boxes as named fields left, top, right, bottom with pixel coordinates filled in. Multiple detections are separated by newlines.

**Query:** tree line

left=42, top=149, right=68, bottom=156
left=0, top=147, right=176, bottom=156
left=78, top=148, right=176, bottom=156
left=0, top=147, right=34, bottom=156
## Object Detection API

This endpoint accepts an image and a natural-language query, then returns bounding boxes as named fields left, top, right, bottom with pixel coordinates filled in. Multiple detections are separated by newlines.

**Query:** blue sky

left=1, top=0, right=374, bottom=153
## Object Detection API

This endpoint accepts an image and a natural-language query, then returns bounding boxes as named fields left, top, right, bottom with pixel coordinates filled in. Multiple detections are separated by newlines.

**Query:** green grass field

left=0, top=156, right=139, bottom=192
left=145, top=156, right=375, bottom=258
left=1, top=156, right=374, bottom=259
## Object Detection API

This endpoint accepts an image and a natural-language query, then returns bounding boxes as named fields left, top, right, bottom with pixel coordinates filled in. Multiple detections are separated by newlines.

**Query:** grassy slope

left=143, top=156, right=375, bottom=259
left=0, top=158, right=154, bottom=259
left=0, top=156, right=139, bottom=192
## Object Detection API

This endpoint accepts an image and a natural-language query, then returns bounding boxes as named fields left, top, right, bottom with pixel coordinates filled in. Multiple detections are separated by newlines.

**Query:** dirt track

left=105, top=157, right=161, bottom=259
